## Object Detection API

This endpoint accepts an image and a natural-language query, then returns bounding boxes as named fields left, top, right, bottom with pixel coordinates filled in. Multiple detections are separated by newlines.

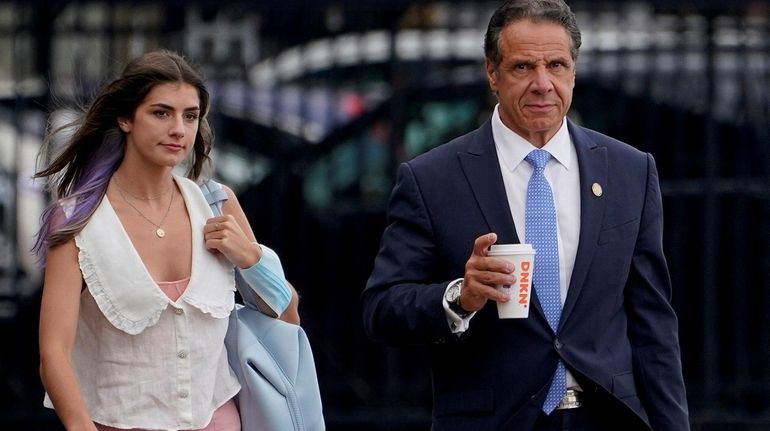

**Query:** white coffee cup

left=488, top=244, right=536, bottom=319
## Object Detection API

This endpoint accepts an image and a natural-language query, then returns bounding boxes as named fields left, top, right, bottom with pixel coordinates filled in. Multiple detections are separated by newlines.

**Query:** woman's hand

left=203, top=215, right=263, bottom=269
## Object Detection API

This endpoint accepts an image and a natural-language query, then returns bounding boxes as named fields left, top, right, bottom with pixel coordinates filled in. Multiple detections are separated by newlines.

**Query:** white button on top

left=174, top=308, right=183, bottom=315
left=178, top=350, right=188, bottom=359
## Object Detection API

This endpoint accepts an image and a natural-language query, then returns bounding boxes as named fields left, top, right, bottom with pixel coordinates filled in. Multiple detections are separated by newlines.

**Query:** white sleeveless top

left=44, top=176, right=241, bottom=430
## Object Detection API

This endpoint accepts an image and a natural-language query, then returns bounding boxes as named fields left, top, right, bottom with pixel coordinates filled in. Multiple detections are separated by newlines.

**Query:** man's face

left=485, top=19, right=576, bottom=147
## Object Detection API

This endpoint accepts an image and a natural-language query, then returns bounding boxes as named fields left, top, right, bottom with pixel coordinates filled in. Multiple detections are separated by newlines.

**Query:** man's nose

left=530, top=66, right=554, bottom=93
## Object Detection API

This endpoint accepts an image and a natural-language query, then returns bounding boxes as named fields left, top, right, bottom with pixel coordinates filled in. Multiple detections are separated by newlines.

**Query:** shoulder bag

left=200, top=180, right=325, bottom=431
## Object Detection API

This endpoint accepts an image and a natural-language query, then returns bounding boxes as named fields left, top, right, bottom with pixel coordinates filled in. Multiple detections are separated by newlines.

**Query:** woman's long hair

left=32, top=49, right=213, bottom=265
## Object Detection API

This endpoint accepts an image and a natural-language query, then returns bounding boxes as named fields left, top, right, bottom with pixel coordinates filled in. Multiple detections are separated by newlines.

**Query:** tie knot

left=525, top=149, right=551, bottom=170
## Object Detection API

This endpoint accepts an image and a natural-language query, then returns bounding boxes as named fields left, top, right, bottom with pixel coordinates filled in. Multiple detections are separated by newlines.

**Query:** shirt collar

left=75, top=176, right=235, bottom=335
left=491, top=104, right=573, bottom=172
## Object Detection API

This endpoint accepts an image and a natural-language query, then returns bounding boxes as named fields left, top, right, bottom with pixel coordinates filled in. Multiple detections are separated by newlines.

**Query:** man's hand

left=460, top=233, right=517, bottom=312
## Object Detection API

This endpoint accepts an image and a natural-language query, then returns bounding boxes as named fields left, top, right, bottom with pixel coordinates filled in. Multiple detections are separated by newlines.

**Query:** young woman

left=34, top=49, right=297, bottom=431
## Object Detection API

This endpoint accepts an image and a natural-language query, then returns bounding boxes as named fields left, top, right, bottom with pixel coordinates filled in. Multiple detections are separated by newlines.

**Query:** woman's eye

left=185, top=113, right=199, bottom=121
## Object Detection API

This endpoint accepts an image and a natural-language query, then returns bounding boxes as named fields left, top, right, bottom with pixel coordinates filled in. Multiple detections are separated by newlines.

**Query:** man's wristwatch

left=445, top=279, right=472, bottom=318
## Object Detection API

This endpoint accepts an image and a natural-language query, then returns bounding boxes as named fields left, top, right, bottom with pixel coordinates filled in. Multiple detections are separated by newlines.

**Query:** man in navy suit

left=362, top=1, right=690, bottom=430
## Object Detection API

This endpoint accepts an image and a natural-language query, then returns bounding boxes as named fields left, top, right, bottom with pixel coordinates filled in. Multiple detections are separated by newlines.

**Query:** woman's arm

left=279, top=282, right=301, bottom=325
left=39, top=239, right=98, bottom=431
left=203, top=184, right=300, bottom=324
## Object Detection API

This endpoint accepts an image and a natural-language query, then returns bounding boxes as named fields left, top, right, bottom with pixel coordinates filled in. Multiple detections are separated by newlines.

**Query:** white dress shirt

left=445, top=105, right=582, bottom=389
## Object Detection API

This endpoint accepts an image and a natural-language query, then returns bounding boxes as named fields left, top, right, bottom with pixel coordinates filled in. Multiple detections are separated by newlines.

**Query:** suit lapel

left=456, top=121, right=520, bottom=245
left=559, top=121, right=608, bottom=326
left=457, top=121, right=551, bottom=321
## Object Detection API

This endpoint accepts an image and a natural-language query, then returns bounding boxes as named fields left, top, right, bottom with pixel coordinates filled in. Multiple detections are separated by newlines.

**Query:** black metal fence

left=0, top=1, right=768, bottom=430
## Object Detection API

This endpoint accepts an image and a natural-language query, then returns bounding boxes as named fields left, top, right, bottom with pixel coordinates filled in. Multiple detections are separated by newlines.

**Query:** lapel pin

left=591, top=182, right=603, bottom=197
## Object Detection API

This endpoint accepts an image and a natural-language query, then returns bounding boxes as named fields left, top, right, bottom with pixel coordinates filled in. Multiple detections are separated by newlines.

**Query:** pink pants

left=95, top=398, right=240, bottom=431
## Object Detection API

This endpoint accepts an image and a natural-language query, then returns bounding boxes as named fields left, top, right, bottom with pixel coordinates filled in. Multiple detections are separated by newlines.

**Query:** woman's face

left=119, top=82, right=200, bottom=169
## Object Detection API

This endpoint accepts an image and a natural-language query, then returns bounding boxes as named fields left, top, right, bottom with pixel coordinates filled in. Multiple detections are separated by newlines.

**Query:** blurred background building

left=0, top=0, right=768, bottom=429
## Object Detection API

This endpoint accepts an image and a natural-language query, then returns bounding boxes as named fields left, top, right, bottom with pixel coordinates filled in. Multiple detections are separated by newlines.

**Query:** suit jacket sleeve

left=362, top=162, right=455, bottom=346
left=626, top=154, right=690, bottom=430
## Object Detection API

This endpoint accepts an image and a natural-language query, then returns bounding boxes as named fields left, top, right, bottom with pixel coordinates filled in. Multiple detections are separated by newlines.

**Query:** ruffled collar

left=75, top=176, right=235, bottom=335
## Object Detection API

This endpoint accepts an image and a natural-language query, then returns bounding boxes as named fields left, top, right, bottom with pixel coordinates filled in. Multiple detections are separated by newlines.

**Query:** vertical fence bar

left=701, top=9, right=720, bottom=411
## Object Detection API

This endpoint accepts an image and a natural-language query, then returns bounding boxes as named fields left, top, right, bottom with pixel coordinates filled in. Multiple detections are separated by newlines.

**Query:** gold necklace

left=115, top=181, right=175, bottom=238
left=114, top=178, right=173, bottom=200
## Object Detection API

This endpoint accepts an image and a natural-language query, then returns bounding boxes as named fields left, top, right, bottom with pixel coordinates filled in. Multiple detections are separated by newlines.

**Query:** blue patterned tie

left=525, top=149, right=567, bottom=414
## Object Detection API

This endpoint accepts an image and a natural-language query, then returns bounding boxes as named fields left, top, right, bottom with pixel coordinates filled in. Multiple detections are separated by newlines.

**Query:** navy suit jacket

left=362, top=119, right=689, bottom=431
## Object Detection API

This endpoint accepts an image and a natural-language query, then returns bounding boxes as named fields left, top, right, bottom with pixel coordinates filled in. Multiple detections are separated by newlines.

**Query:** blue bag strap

left=200, top=179, right=228, bottom=216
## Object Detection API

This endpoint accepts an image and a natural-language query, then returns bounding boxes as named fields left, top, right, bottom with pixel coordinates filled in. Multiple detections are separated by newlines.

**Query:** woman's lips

left=162, top=143, right=184, bottom=151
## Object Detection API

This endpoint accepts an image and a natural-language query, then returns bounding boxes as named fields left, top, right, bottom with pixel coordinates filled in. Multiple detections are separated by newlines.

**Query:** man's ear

left=485, top=58, right=498, bottom=92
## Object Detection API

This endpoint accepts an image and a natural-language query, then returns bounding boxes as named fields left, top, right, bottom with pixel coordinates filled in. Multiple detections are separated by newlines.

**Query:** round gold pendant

left=156, top=228, right=166, bottom=238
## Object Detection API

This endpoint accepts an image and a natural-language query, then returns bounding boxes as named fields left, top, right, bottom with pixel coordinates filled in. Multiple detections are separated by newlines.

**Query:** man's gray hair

left=484, top=0, right=582, bottom=66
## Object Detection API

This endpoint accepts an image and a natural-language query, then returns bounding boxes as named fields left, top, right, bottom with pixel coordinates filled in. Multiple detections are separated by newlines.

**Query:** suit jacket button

left=554, top=339, right=562, bottom=350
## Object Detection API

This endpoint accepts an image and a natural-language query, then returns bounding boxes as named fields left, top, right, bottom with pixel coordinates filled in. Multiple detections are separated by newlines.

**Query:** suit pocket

left=597, top=218, right=639, bottom=245
left=434, top=388, right=493, bottom=416
left=611, top=371, right=637, bottom=399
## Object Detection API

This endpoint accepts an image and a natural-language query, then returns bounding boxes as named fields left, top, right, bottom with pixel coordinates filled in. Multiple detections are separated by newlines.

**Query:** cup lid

left=488, top=243, right=536, bottom=255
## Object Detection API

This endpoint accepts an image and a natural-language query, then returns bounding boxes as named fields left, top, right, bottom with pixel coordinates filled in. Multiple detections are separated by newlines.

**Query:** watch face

left=446, top=283, right=460, bottom=302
